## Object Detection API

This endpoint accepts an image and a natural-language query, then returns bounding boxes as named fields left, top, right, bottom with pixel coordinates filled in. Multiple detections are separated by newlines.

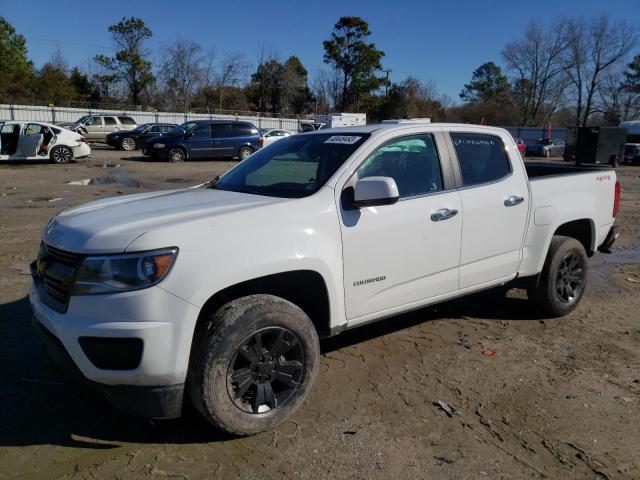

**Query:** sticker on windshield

left=324, top=135, right=362, bottom=145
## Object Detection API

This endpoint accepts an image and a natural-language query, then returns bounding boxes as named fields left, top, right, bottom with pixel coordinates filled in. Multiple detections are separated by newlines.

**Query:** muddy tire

left=188, top=294, right=320, bottom=436
left=168, top=148, right=186, bottom=163
left=121, top=137, right=136, bottom=151
left=50, top=145, right=72, bottom=164
left=527, top=235, right=588, bottom=317
left=238, top=146, right=253, bottom=161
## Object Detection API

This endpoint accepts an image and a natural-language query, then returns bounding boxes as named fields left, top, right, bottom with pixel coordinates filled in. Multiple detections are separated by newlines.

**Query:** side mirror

left=352, top=176, right=399, bottom=208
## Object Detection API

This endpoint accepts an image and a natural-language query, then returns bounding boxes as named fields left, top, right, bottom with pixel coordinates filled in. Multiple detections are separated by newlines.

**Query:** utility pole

left=383, top=69, right=392, bottom=96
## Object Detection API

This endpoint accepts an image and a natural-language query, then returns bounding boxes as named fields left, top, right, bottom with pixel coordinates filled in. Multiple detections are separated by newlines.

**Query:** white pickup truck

left=30, top=122, right=620, bottom=435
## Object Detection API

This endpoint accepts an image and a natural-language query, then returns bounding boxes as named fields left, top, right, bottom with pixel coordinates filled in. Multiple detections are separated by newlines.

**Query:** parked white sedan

left=0, top=121, right=91, bottom=163
left=260, top=129, right=294, bottom=147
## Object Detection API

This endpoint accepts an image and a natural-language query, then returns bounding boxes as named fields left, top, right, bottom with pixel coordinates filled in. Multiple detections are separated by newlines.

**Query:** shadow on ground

left=0, top=288, right=548, bottom=449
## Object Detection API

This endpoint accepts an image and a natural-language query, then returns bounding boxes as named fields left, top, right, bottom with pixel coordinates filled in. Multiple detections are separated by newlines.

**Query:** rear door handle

left=504, top=195, right=524, bottom=207
left=431, top=208, right=458, bottom=222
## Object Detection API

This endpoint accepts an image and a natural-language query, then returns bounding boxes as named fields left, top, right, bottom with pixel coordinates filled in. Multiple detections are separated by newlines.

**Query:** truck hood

left=44, top=188, right=285, bottom=253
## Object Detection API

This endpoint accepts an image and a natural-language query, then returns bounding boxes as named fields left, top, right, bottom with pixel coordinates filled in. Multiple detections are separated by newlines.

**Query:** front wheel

left=168, top=148, right=186, bottom=163
left=188, top=295, right=320, bottom=436
left=527, top=235, right=588, bottom=317
left=239, top=146, right=253, bottom=161
left=50, top=145, right=72, bottom=164
left=121, top=137, right=136, bottom=151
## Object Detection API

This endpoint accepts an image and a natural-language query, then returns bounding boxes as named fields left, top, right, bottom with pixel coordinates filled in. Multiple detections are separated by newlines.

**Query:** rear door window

left=450, top=133, right=511, bottom=187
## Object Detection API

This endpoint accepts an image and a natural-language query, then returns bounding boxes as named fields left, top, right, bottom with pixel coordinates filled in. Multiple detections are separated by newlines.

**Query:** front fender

left=125, top=188, right=347, bottom=330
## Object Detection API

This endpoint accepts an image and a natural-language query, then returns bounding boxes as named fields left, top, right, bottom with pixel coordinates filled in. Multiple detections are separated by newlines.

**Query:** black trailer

left=564, top=127, right=627, bottom=167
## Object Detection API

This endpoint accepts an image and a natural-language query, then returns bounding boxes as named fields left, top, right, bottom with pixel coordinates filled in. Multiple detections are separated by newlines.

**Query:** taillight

left=259, top=136, right=264, bottom=147
left=613, top=180, right=620, bottom=217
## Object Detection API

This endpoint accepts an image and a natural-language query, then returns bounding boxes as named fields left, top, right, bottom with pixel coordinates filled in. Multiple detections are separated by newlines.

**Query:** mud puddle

left=589, top=242, right=640, bottom=292
left=164, top=177, right=194, bottom=184
left=89, top=170, right=145, bottom=188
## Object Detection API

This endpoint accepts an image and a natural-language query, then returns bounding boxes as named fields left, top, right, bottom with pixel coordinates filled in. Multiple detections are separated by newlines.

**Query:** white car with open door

left=260, top=129, right=294, bottom=147
left=0, top=121, right=91, bottom=163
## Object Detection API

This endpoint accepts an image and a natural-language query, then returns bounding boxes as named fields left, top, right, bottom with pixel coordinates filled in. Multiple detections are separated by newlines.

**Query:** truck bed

left=518, top=161, right=616, bottom=278
left=524, top=161, right=610, bottom=180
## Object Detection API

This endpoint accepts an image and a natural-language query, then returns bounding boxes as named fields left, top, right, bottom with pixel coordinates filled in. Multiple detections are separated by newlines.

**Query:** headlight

left=73, top=248, right=178, bottom=295
left=153, top=143, right=165, bottom=148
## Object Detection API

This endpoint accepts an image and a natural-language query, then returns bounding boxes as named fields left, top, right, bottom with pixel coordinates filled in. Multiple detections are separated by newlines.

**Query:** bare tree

left=502, top=21, right=570, bottom=125
left=48, top=45, right=69, bottom=73
left=312, top=68, right=342, bottom=114
left=564, top=15, right=637, bottom=126
left=597, top=69, right=640, bottom=123
left=159, top=38, right=206, bottom=112
left=213, top=53, right=246, bottom=111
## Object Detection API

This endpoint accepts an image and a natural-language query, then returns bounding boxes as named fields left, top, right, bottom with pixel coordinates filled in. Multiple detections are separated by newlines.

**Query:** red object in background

left=547, top=123, right=552, bottom=139
left=515, top=138, right=526, bottom=155
left=613, top=180, right=620, bottom=217
left=481, top=349, right=497, bottom=356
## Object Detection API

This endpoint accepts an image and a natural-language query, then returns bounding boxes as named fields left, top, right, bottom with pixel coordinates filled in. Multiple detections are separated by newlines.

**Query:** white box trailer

left=314, top=113, right=366, bottom=130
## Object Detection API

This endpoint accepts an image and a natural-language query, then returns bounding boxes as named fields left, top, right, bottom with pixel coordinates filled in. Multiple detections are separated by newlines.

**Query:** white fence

left=0, top=104, right=301, bottom=131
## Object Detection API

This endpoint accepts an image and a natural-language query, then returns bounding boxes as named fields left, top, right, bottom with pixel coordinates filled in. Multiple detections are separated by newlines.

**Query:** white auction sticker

left=324, top=135, right=362, bottom=145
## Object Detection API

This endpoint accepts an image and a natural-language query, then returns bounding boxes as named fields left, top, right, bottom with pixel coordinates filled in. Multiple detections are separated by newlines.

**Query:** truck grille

left=36, top=243, right=82, bottom=312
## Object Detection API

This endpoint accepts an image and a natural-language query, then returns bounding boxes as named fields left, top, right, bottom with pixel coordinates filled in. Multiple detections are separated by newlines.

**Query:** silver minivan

left=70, top=115, right=138, bottom=142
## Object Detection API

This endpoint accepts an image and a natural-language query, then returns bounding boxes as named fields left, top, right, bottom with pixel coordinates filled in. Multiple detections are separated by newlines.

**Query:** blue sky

left=1, top=0, right=639, bottom=102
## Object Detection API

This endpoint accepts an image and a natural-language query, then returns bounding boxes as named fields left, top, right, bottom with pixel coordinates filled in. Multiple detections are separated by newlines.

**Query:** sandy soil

left=0, top=148, right=639, bottom=480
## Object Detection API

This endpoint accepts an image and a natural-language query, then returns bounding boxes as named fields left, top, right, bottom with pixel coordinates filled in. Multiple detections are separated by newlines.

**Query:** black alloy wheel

left=555, top=252, right=585, bottom=303
left=227, top=327, right=304, bottom=414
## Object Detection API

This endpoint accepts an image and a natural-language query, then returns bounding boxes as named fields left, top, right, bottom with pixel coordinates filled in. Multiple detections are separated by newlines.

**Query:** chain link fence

left=1, top=103, right=304, bottom=132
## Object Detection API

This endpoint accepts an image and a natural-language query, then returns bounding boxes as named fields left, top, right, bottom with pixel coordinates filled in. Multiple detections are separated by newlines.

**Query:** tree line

left=0, top=14, right=638, bottom=126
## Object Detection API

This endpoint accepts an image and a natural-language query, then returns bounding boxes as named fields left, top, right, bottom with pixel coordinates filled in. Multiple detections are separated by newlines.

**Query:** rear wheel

left=50, top=145, right=72, bottom=164
left=168, top=148, right=186, bottom=163
left=239, top=146, right=253, bottom=161
left=544, top=149, right=551, bottom=158
left=121, top=137, right=136, bottom=151
left=188, top=294, right=320, bottom=436
left=527, top=235, right=588, bottom=317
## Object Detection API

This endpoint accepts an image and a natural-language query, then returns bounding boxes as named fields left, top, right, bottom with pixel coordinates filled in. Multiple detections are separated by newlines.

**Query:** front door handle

left=431, top=208, right=458, bottom=222
left=504, top=195, right=524, bottom=207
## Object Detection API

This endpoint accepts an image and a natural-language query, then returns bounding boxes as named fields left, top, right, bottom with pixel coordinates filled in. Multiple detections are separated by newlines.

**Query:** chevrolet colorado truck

left=30, top=122, right=620, bottom=435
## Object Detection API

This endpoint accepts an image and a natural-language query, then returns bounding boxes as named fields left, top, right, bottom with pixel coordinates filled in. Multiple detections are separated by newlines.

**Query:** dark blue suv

left=143, top=120, right=263, bottom=162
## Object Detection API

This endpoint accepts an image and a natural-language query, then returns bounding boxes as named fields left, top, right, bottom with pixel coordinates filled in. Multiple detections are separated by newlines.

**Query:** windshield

left=76, top=116, right=89, bottom=125
left=168, top=121, right=198, bottom=135
left=215, top=133, right=370, bottom=198
left=133, top=123, right=152, bottom=133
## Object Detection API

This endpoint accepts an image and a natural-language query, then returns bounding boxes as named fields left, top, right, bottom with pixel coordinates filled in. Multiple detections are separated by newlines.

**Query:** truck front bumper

left=29, top=277, right=201, bottom=419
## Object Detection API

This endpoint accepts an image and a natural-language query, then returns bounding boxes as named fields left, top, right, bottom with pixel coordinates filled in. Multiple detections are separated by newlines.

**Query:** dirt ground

left=0, top=147, right=639, bottom=480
